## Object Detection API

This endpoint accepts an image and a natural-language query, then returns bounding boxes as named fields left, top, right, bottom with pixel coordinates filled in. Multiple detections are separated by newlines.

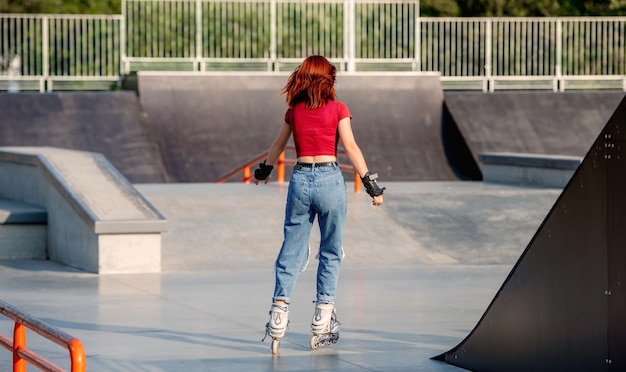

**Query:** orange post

left=68, top=338, right=86, bottom=372
left=13, top=323, right=26, bottom=372
left=276, top=152, right=285, bottom=183
left=1, top=300, right=87, bottom=372
left=243, top=166, right=251, bottom=183
left=354, top=172, right=361, bottom=193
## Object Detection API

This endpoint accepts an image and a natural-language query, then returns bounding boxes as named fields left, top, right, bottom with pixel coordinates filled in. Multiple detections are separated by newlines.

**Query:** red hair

left=280, top=55, right=337, bottom=110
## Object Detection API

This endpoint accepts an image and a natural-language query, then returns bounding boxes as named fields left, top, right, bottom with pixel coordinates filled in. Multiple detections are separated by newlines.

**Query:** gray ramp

left=444, top=91, right=625, bottom=179
left=137, top=72, right=456, bottom=182
left=338, top=73, right=456, bottom=181
left=435, top=96, right=626, bottom=370
left=137, top=73, right=289, bottom=183
left=0, top=92, right=168, bottom=183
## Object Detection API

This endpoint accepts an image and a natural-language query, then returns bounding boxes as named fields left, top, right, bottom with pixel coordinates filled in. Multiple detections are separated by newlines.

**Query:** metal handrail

left=216, top=145, right=362, bottom=193
left=0, top=300, right=86, bottom=372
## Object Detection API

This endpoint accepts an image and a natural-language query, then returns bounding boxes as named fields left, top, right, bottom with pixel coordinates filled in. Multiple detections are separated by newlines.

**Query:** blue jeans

left=273, top=163, right=347, bottom=305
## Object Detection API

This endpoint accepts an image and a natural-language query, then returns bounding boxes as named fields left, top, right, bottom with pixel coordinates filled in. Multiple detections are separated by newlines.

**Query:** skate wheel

left=310, top=335, right=318, bottom=350
left=271, top=338, right=280, bottom=354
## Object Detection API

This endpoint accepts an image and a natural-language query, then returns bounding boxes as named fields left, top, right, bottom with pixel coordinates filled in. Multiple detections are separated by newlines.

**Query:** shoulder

left=331, top=100, right=351, bottom=119
left=329, top=100, right=348, bottom=109
left=284, top=107, right=294, bottom=124
left=332, top=100, right=350, bottom=111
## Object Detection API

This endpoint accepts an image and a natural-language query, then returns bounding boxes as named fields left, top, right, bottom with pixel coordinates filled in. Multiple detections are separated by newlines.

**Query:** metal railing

left=121, top=0, right=421, bottom=73
left=0, top=14, right=122, bottom=91
left=421, top=17, right=626, bottom=91
left=0, top=300, right=86, bottom=372
left=1, top=0, right=625, bottom=92
left=217, top=145, right=362, bottom=192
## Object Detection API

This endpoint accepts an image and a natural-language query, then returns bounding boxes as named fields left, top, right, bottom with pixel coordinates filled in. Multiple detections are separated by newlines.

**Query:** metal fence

left=0, top=14, right=122, bottom=91
left=121, top=0, right=421, bottom=72
left=421, top=17, right=626, bottom=91
left=1, top=0, right=625, bottom=92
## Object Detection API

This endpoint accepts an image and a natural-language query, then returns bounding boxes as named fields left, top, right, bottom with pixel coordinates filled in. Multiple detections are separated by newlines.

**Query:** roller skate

left=262, top=303, right=289, bottom=354
left=310, top=302, right=340, bottom=350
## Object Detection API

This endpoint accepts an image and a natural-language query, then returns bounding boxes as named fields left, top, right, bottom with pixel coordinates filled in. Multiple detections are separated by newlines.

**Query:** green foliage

left=420, top=0, right=461, bottom=16
left=275, top=2, right=344, bottom=59
left=2, top=0, right=626, bottom=16
left=0, top=0, right=121, bottom=14
left=418, top=0, right=626, bottom=16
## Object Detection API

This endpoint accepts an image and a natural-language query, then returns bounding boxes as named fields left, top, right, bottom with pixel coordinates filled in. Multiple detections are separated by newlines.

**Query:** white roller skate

left=262, top=303, right=289, bottom=354
left=310, top=302, right=340, bottom=350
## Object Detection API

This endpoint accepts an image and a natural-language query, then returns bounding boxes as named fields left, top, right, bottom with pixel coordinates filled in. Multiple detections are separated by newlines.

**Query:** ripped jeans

left=273, top=163, right=347, bottom=305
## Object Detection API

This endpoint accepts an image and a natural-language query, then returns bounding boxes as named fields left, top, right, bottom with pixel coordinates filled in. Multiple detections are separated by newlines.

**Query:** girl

left=254, top=55, right=385, bottom=354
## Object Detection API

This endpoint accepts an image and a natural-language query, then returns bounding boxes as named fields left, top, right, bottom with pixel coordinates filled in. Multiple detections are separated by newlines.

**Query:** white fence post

left=346, top=0, right=355, bottom=72
left=121, top=0, right=127, bottom=74
left=414, top=0, right=420, bottom=71
left=196, top=0, right=203, bottom=71
left=556, top=19, right=563, bottom=92
left=42, top=16, right=48, bottom=92
left=485, top=18, right=491, bottom=92
left=270, top=0, right=276, bottom=71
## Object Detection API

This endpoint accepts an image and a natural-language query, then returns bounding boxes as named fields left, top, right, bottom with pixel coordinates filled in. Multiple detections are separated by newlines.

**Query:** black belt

left=296, top=162, right=337, bottom=168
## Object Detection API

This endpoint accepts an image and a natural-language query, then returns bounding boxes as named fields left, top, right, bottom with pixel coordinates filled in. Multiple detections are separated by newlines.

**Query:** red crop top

left=284, top=100, right=352, bottom=157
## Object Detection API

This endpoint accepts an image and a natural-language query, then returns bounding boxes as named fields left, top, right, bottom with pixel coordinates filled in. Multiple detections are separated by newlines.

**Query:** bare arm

left=337, top=117, right=368, bottom=177
left=265, top=122, right=292, bottom=166
left=338, top=117, right=384, bottom=206
left=252, top=122, right=292, bottom=184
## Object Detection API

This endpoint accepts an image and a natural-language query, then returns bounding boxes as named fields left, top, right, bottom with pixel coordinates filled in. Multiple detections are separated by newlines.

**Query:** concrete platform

left=0, top=181, right=561, bottom=371
left=0, top=198, right=47, bottom=259
left=0, top=147, right=167, bottom=273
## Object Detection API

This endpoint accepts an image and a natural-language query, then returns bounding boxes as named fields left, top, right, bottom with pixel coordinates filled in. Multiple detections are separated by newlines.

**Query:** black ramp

left=137, top=73, right=456, bottom=182
left=435, top=97, right=626, bottom=371
left=338, top=74, right=456, bottom=181
left=0, top=92, right=168, bottom=183
left=444, top=91, right=625, bottom=179
left=137, top=74, right=289, bottom=183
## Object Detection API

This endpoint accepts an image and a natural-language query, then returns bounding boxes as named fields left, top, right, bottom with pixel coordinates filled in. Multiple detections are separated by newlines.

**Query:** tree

left=1, top=0, right=626, bottom=16
left=0, top=0, right=121, bottom=14
left=420, top=0, right=626, bottom=16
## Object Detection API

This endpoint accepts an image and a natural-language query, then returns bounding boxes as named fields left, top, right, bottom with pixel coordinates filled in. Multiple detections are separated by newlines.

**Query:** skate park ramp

left=0, top=92, right=168, bottom=183
left=435, top=96, right=626, bottom=370
left=2, top=78, right=625, bottom=186
left=1, top=73, right=455, bottom=183
left=136, top=72, right=457, bottom=182
left=443, top=91, right=625, bottom=179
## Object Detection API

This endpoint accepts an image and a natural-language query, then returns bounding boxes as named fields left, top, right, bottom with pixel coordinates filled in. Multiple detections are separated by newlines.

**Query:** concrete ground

left=0, top=181, right=561, bottom=371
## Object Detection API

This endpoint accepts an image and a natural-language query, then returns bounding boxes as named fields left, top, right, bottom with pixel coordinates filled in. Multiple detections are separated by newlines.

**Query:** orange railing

left=0, top=300, right=86, bottom=372
left=217, top=145, right=362, bottom=193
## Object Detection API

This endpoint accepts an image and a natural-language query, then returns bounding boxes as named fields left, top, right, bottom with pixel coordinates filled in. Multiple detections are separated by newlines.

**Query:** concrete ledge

left=0, top=199, right=47, bottom=224
left=479, top=152, right=582, bottom=188
left=0, top=225, right=47, bottom=259
left=0, top=147, right=167, bottom=273
left=0, top=198, right=47, bottom=259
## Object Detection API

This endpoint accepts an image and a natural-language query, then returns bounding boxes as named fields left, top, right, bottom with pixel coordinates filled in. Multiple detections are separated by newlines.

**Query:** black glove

left=254, top=160, right=274, bottom=180
left=361, top=172, right=385, bottom=198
